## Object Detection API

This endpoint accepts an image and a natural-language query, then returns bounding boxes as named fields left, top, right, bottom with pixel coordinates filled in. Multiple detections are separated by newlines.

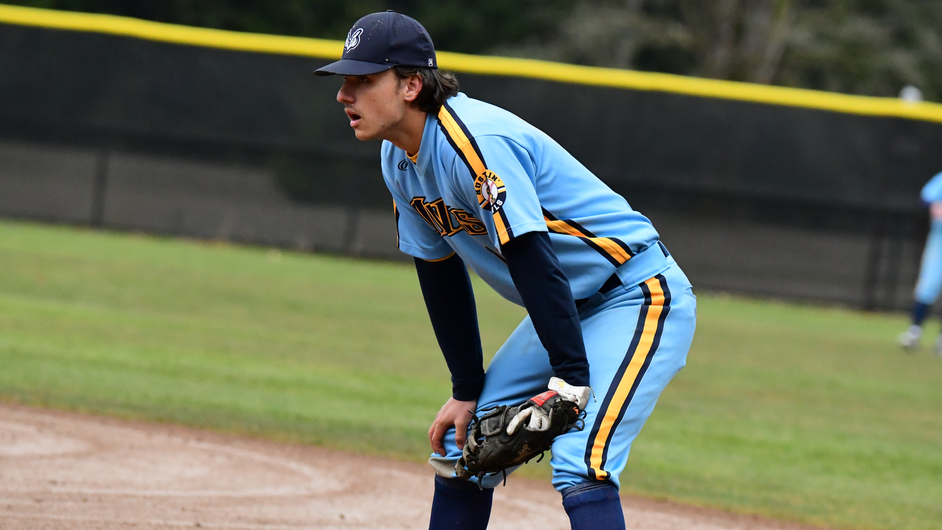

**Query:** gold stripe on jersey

left=437, top=103, right=514, bottom=246
left=586, top=275, right=669, bottom=480
left=492, top=207, right=511, bottom=245
left=420, top=252, right=457, bottom=263
left=437, top=104, right=486, bottom=178
left=542, top=210, right=634, bottom=267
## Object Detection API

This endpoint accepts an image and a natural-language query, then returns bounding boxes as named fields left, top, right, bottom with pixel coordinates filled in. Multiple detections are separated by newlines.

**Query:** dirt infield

left=0, top=404, right=820, bottom=530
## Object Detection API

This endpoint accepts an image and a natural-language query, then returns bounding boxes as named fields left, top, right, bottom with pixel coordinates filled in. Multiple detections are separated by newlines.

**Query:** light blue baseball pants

left=429, top=260, right=697, bottom=492
left=915, top=220, right=942, bottom=305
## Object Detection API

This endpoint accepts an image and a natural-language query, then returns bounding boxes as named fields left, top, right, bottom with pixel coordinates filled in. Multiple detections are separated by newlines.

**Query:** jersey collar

left=412, top=110, right=439, bottom=176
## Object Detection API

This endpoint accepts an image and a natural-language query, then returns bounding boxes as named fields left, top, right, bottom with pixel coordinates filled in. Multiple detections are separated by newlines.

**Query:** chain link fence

left=2, top=20, right=941, bottom=310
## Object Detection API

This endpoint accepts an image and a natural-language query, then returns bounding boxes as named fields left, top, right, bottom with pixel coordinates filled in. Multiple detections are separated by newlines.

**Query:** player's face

left=336, top=70, right=410, bottom=142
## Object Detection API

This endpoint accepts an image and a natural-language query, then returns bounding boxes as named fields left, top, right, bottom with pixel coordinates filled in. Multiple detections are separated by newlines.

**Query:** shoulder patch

left=474, top=170, right=506, bottom=213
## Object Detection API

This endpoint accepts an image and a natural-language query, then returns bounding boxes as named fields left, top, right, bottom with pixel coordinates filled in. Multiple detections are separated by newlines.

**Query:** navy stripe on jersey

left=543, top=208, right=634, bottom=266
left=437, top=102, right=488, bottom=178
left=494, top=208, right=514, bottom=243
left=437, top=102, right=514, bottom=245
left=445, top=102, right=487, bottom=167
left=486, top=246, right=507, bottom=263
left=394, top=201, right=401, bottom=248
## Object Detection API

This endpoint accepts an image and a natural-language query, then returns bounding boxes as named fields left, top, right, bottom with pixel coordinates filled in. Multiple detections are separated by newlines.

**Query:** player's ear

left=402, top=73, right=423, bottom=103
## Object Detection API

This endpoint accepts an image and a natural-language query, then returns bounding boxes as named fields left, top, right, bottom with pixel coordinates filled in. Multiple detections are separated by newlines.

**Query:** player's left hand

left=429, top=397, right=477, bottom=456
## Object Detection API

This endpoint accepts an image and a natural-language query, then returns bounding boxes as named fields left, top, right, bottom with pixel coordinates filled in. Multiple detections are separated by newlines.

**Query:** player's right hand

left=504, top=377, right=591, bottom=436
left=428, top=397, right=477, bottom=456
left=548, top=376, right=592, bottom=410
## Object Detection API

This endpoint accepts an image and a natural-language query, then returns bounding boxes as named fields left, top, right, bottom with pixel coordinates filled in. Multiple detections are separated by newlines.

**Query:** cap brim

left=313, top=59, right=394, bottom=77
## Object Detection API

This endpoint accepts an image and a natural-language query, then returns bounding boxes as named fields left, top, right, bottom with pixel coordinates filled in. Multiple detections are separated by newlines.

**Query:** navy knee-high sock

left=562, top=481, right=625, bottom=530
left=428, top=475, right=493, bottom=530
left=913, top=301, right=930, bottom=326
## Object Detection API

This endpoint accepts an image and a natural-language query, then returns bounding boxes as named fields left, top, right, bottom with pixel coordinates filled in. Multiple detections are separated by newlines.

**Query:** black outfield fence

left=2, top=4, right=942, bottom=311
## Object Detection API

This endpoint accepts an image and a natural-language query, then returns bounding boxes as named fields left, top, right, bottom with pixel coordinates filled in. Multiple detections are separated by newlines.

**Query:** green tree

left=7, top=0, right=569, bottom=55
left=7, top=0, right=941, bottom=100
left=778, top=0, right=942, bottom=99
left=494, top=0, right=942, bottom=101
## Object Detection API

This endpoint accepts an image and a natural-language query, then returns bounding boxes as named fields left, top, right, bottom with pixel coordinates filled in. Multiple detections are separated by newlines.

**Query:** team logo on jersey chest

left=411, top=197, right=487, bottom=237
left=474, top=170, right=506, bottom=213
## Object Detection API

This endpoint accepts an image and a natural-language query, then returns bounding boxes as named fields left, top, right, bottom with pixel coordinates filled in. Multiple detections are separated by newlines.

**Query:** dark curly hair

left=393, top=66, right=460, bottom=114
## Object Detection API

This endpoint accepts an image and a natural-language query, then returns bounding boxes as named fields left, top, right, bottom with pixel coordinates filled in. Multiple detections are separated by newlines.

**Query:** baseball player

left=315, top=11, right=697, bottom=530
left=899, top=171, right=942, bottom=356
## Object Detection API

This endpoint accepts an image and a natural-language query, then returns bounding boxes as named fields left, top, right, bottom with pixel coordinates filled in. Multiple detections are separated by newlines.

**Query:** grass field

left=0, top=220, right=940, bottom=530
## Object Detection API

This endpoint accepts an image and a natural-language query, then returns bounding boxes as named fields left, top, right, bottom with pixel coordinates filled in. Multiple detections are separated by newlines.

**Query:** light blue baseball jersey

left=915, top=172, right=942, bottom=304
left=921, top=172, right=942, bottom=203
left=382, top=93, right=666, bottom=305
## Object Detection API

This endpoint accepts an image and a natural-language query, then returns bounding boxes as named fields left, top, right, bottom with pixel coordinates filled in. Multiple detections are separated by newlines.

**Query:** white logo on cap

left=428, top=58, right=434, bottom=66
left=345, top=28, right=363, bottom=52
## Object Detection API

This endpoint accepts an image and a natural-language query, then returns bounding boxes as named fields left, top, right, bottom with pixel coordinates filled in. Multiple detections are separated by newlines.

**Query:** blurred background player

left=898, top=170, right=942, bottom=355
left=315, top=11, right=697, bottom=530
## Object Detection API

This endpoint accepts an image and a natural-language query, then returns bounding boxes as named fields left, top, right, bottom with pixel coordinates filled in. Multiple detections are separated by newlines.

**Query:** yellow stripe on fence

left=0, top=3, right=342, bottom=58
left=436, top=51, right=942, bottom=124
left=2, top=2, right=942, bottom=124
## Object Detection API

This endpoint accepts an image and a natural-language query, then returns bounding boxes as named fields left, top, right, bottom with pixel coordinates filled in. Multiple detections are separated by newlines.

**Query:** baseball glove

left=455, top=378, right=589, bottom=483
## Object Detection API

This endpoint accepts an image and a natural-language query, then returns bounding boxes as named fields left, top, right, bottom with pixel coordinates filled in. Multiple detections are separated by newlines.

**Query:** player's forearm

left=413, top=254, right=486, bottom=401
left=503, top=231, right=590, bottom=387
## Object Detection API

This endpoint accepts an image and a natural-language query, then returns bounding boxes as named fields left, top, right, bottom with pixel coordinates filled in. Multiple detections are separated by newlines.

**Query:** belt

left=572, top=241, right=672, bottom=312
left=574, top=273, right=623, bottom=311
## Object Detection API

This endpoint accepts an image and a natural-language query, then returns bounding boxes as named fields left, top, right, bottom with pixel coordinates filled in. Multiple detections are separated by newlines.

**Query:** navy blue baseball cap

left=313, top=11, right=437, bottom=76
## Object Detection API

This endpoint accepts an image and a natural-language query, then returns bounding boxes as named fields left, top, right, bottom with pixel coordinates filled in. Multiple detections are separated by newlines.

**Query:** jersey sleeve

left=387, top=176, right=455, bottom=262
left=446, top=135, right=547, bottom=250
left=921, top=172, right=942, bottom=204
left=503, top=231, right=589, bottom=386
left=413, top=254, right=486, bottom=401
